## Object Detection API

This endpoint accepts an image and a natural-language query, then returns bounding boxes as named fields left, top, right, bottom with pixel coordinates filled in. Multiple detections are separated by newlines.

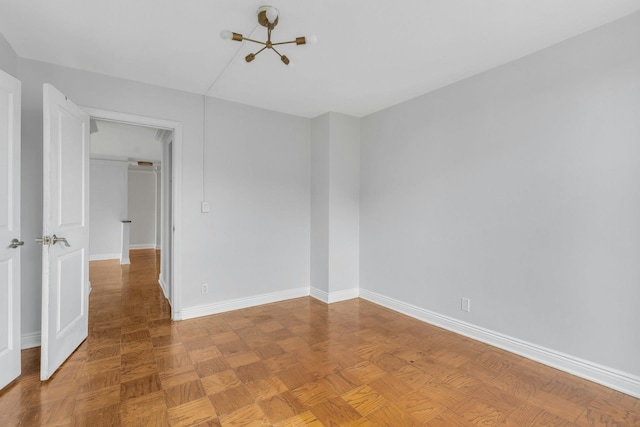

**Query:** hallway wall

left=0, top=32, right=17, bottom=77
left=89, top=160, right=128, bottom=260
left=128, top=169, right=158, bottom=249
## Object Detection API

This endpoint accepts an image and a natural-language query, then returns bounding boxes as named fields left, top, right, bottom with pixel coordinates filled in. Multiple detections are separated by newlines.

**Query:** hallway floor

left=0, top=249, right=638, bottom=425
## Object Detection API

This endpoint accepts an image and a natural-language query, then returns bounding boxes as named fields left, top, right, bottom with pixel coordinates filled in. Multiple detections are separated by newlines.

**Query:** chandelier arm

left=242, top=37, right=267, bottom=46
left=270, top=46, right=284, bottom=57
left=271, top=40, right=297, bottom=46
left=253, top=46, right=268, bottom=57
left=267, top=27, right=272, bottom=43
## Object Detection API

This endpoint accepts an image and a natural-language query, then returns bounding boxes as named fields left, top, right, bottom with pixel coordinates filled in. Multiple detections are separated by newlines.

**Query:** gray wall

left=128, top=169, right=158, bottom=249
left=17, top=58, right=311, bottom=334
left=159, top=142, right=172, bottom=297
left=360, top=12, right=640, bottom=376
left=0, top=33, right=18, bottom=77
left=156, top=169, right=161, bottom=249
left=311, top=113, right=360, bottom=300
left=310, top=114, right=330, bottom=295
left=202, top=96, right=310, bottom=305
left=89, top=160, right=128, bottom=259
left=328, top=113, right=360, bottom=295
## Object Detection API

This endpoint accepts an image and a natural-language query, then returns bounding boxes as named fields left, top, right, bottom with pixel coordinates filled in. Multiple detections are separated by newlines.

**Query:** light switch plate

left=201, top=201, right=210, bottom=213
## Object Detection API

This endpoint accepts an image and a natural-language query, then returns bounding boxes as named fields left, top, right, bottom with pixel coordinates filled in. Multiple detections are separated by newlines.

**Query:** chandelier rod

left=272, top=40, right=299, bottom=46
left=253, top=46, right=268, bottom=57
left=271, top=46, right=284, bottom=58
left=243, top=37, right=267, bottom=45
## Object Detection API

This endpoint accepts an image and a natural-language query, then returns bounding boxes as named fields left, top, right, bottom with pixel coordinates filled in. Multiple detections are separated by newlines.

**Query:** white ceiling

left=1, top=1, right=639, bottom=118
left=90, top=120, right=163, bottom=164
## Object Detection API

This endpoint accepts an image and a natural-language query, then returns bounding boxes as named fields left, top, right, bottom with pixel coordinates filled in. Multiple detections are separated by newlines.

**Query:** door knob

left=51, top=234, right=71, bottom=247
left=9, top=238, right=24, bottom=249
left=35, top=235, right=71, bottom=247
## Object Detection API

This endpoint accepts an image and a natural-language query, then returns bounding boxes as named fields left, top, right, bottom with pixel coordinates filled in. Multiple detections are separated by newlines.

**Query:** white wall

left=89, top=160, right=128, bottom=259
left=328, top=113, right=360, bottom=295
left=199, top=97, right=310, bottom=310
left=360, top=11, right=640, bottom=378
left=17, top=58, right=311, bottom=334
left=128, top=169, right=157, bottom=249
left=159, top=142, right=172, bottom=298
left=0, top=33, right=17, bottom=77
left=310, top=114, right=330, bottom=296
left=156, top=169, right=161, bottom=249
left=311, top=113, right=360, bottom=301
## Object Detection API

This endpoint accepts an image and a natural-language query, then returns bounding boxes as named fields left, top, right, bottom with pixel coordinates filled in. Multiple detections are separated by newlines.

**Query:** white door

left=0, top=70, right=22, bottom=390
left=40, top=84, right=90, bottom=381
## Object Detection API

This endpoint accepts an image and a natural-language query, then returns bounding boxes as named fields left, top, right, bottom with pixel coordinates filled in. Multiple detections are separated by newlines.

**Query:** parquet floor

left=1, top=250, right=638, bottom=426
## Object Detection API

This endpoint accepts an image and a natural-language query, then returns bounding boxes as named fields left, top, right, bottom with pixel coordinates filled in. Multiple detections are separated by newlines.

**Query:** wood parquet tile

left=0, top=249, right=639, bottom=426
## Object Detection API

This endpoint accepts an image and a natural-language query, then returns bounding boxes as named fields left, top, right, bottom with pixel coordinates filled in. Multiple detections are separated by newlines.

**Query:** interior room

left=0, top=1, right=639, bottom=425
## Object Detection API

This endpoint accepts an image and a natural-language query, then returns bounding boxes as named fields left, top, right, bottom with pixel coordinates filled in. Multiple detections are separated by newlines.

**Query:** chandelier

left=220, top=6, right=317, bottom=66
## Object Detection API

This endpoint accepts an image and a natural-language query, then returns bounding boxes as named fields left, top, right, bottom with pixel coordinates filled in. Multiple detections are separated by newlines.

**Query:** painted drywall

left=328, top=113, right=360, bottom=295
left=128, top=169, right=157, bottom=249
left=310, top=114, right=330, bottom=295
left=0, top=33, right=17, bottom=77
left=89, top=160, right=128, bottom=259
left=159, top=141, right=172, bottom=298
left=311, top=113, right=360, bottom=300
left=201, top=96, right=311, bottom=308
left=17, top=57, right=311, bottom=334
left=156, top=169, right=161, bottom=249
left=360, top=11, right=640, bottom=377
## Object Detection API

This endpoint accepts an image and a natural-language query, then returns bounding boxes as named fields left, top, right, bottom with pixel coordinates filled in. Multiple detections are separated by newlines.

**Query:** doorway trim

left=82, top=107, right=182, bottom=320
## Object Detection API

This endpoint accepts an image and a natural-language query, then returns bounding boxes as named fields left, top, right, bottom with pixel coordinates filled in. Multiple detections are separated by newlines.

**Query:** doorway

left=84, top=107, right=182, bottom=318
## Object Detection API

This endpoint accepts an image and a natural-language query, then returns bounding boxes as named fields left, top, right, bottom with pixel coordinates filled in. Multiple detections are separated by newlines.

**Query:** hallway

left=0, top=250, right=638, bottom=425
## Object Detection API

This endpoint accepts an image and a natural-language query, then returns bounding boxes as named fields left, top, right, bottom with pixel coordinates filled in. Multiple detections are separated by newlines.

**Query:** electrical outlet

left=461, top=297, right=471, bottom=312
left=201, top=283, right=209, bottom=294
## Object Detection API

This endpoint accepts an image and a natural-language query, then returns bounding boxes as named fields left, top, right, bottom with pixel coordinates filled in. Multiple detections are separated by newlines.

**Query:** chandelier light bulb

left=306, top=34, right=318, bottom=45
left=266, top=7, right=279, bottom=24
left=220, top=30, right=233, bottom=40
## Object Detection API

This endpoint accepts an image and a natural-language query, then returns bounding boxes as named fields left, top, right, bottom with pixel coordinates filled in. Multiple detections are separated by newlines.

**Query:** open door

left=0, top=70, right=22, bottom=390
left=39, top=84, right=90, bottom=381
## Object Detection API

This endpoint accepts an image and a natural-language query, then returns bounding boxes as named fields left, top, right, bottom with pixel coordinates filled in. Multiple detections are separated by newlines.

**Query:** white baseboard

left=21, top=332, right=41, bottom=349
left=310, top=287, right=359, bottom=304
left=89, top=253, right=120, bottom=261
left=359, top=289, right=640, bottom=399
left=130, top=244, right=157, bottom=250
left=180, top=287, right=310, bottom=320
left=310, top=287, right=329, bottom=303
